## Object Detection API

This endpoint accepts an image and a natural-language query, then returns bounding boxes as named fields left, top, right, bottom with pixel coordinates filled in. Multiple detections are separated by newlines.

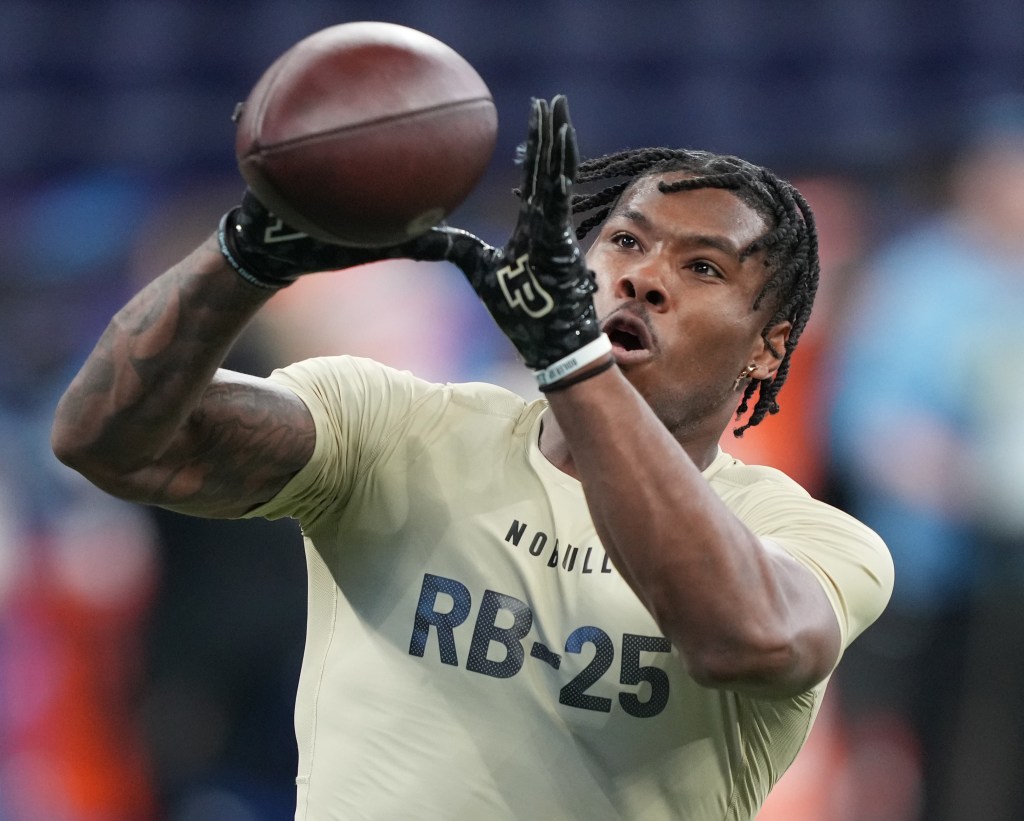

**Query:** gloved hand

left=450, top=95, right=611, bottom=390
left=218, top=190, right=463, bottom=289
left=220, top=95, right=611, bottom=392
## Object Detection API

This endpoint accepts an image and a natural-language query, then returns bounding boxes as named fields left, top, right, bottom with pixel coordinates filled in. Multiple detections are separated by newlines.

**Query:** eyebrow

left=613, top=207, right=743, bottom=259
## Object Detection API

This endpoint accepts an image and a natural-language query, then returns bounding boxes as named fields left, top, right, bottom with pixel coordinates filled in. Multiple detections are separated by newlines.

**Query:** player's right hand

left=218, top=190, right=472, bottom=290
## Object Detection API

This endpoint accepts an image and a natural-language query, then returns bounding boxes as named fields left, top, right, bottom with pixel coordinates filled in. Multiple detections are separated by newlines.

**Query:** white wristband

left=534, top=334, right=613, bottom=389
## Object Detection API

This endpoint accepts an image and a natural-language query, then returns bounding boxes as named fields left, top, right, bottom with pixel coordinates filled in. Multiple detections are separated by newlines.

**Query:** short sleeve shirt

left=246, top=356, right=893, bottom=821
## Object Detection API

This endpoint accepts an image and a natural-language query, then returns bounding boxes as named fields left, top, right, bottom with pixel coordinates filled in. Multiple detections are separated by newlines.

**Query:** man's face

left=584, top=173, right=789, bottom=437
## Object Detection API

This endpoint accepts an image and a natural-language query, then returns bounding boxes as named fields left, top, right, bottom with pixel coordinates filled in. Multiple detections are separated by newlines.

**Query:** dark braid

left=571, top=148, right=820, bottom=436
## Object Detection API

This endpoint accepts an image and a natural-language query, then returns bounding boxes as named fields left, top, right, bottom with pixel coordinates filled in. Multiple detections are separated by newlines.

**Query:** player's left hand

left=438, top=95, right=611, bottom=390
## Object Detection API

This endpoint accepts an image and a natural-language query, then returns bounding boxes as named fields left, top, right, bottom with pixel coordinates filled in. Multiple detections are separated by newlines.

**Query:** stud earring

left=733, top=363, right=757, bottom=391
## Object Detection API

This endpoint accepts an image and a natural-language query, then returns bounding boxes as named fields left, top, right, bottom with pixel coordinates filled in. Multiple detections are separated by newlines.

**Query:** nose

left=613, top=259, right=668, bottom=308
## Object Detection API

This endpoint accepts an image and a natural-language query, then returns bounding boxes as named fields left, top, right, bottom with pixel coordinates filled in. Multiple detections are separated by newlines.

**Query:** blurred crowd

left=750, top=95, right=1024, bottom=821
left=3, top=2, right=1024, bottom=820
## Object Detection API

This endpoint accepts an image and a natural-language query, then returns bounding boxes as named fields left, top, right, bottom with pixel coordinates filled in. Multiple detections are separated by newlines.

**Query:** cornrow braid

left=571, top=148, right=820, bottom=436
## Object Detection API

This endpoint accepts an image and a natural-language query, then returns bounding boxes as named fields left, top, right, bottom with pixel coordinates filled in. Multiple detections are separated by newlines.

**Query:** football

left=235, top=21, right=498, bottom=247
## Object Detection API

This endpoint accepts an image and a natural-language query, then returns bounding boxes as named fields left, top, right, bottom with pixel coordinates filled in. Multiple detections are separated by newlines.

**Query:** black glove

left=450, top=95, right=611, bottom=390
left=219, top=96, right=610, bottom=392
left=218, top=190, right=462, bottom=289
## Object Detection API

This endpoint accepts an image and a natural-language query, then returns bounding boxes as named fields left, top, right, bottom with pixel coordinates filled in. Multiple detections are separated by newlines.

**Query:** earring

left=733, top=363, right=757, bottom=391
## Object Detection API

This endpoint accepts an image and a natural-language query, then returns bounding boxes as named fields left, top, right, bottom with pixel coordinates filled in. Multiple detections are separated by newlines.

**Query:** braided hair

left=572, top=148, right=820, bottom=436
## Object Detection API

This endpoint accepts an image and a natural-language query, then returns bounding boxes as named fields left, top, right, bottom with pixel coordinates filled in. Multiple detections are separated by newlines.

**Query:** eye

left=610, top=232, right=639, bottom=250
left=689, top=260, right=723, bottom=279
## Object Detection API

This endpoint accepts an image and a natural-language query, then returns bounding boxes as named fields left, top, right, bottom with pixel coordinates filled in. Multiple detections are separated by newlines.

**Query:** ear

left=750, top=320, right=792, bottom=380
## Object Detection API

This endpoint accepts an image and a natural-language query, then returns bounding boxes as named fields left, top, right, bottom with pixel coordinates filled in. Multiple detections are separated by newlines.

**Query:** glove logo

left=497, top=254, right=555, bottom=318
left=263, top=218, right=308, bottom=244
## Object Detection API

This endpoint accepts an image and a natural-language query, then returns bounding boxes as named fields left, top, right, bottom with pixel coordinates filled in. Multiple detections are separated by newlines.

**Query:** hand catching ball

left=235, top=21, right=498, bottom=247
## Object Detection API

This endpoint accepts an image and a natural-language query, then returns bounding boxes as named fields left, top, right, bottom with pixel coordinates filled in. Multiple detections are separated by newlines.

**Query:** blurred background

left=3, top=0, right=1024, bottom=819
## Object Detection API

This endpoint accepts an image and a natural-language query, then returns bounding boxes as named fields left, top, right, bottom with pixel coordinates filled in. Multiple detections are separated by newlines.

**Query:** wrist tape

left=217, top=210, right=290, bottom=291
left=538, top=357, right=615, bottom=393
left=534, top=333, right=613, bottom=390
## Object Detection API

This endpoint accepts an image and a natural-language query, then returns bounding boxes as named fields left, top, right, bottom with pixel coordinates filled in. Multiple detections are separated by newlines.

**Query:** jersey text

left=408, top=572, right=672, bottom=718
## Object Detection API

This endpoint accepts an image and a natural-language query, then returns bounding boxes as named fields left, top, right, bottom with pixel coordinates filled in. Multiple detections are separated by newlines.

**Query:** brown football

left=235, top=22, right=498, bottom=247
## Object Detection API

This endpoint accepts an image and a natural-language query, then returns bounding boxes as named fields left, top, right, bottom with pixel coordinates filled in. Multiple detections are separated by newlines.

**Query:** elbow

left=51, top=419, right=90, bottom=474
left=51, top=394, right=95, bottom=472
left=51, top=420, right=134, bottom=498
left=643, top=582, right=795, bottom=688
left=51, top=423, right=85, bottom=472
left=675, top=615, right=819, bottom=695
left=50, top=414, right=108, bottom=477
left=685, top=638, right=798, bottom=690
left=52, top=431, right=110, bottom=491
left=52, top=442, right=147, bottom=505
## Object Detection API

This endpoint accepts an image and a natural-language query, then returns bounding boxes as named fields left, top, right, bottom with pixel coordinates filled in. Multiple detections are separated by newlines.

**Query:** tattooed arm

left=51, top=235, right=316, bottom=519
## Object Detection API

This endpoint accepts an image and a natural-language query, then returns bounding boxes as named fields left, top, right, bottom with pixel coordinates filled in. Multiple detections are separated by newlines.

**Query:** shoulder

left=266, top=355, right=538, bottom=443
left=711, top=450, right=894, bottom=646
left=708, top=450, right=885, bottom=551
left=247, top=357, right=542, bottom=523
left=269, top=355, right=523, bottom=409
left=705, top=449, right=811, bottom=500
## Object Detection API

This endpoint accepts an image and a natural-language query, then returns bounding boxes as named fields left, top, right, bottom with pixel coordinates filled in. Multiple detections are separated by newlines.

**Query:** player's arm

left=447, top=96, right=841, bottom=698
left=545, top=371, right=842, bottom=699
left=50, top=227, right=314, bottom=518
left=52, top=193, right=467, bottom=518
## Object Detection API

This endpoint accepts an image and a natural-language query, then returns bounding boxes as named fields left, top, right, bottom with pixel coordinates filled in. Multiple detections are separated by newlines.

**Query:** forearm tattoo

left=55, top=242, right=312, bottom=514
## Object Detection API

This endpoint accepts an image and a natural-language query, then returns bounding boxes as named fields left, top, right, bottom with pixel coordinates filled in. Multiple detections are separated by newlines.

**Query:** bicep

left=122, top=369, right=316, bottom=518
left=765, top=539, right=843, bottom=688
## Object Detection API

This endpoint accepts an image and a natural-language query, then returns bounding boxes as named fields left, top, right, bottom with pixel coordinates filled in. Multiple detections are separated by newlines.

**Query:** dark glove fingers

left=546, top=124, right=574, bottom=226
left=524, top=98, right=551, bottom=206
left=526, top=95, right=574, bottom=230
left=540, top=97, right=556, bottom=187
left=532, top=100, right=577, bottom=246
left=550, top=95, right=579, bottom=197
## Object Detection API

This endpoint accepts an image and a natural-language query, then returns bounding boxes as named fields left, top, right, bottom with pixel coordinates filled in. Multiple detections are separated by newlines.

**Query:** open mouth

left=602, top=311, right=654, bottom=358
left=607, top=327, right=645, bottom=352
